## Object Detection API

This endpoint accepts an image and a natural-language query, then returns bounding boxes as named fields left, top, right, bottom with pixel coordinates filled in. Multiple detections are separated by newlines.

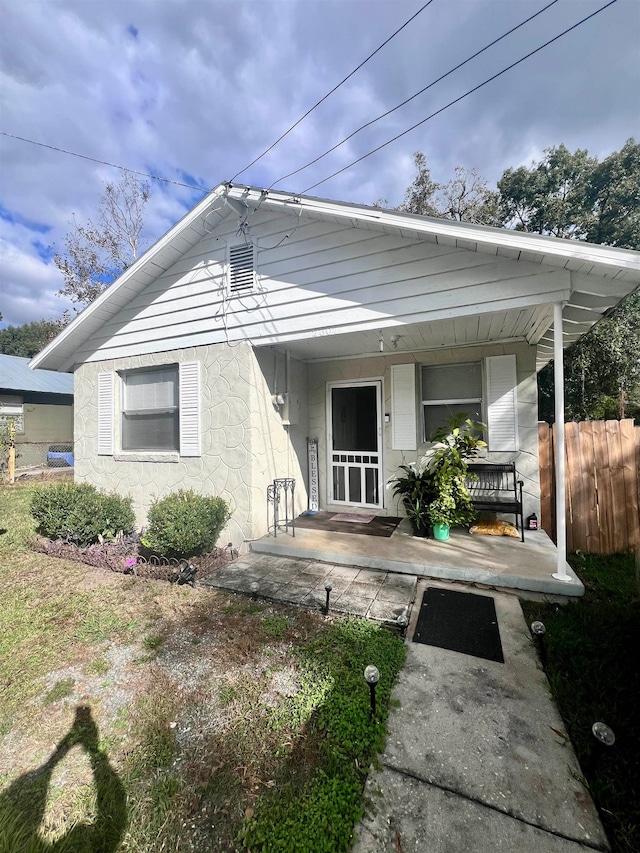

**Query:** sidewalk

left=352, top=579, right=609, bottom=852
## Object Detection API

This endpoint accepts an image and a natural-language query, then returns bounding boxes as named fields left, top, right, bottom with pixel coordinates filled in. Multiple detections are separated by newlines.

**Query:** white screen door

left=328, top=381, right=383, bottom=508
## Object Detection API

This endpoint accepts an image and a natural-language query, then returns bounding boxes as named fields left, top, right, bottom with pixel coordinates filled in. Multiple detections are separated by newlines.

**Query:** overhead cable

left=301, top=0, right=618, bottom=194
left=270, top=0, right=560, bottom=188
left=228, top=0, right=436, bottom=182
left=0, top=131, right=207, bottom=192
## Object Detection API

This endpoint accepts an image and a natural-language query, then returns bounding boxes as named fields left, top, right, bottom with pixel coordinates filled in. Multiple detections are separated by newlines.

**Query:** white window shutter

left=486, top=355, right=518, bottom=451
left=179, top=361, right=201, bottom=456
left=391, top=364, right=417, bottom=451
left=97, top=372, right=114, bottom=455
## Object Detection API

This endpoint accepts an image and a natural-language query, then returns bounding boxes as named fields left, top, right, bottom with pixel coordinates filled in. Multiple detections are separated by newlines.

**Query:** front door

left=328, top=381, right=383, bottom=508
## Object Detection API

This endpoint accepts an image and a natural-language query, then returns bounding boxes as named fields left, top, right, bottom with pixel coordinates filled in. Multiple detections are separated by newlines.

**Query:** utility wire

left=0, top=131, right=207, bottom=192
left=270, top=0, right=559, bottom=188
left=228, top=0, right=436, bottom=182
left=301, top=0, right=618, bottom=194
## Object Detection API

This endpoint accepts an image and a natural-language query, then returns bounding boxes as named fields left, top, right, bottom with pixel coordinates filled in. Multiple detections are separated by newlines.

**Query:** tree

left=497, top=144, right=596, bottom=238
left=438, top=166, right=500, bottom=226
left=399, top=152, right=440, bottom=216
left=54, top=171, right=151, bottom=309
left=583, top=138, right=640, bottom=249
left=0, top=319, right=66, bottom=358
left=399, top=154, right=499, bottom=225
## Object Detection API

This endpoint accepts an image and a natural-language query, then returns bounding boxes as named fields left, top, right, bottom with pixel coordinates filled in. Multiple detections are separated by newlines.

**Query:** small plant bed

left=1, top=481, right=406, bottom=852
left=29, top=482, right=236, bottom=583
left=32, top=534, right=237, bottom=582
left=521, top=551, right=640, bottom=853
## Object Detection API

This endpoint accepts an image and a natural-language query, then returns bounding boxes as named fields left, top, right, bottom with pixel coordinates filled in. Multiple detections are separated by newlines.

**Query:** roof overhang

left=30, top=183, right=640, bottom=373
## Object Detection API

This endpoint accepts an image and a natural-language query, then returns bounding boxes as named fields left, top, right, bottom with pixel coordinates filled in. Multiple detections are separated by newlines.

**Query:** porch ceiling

left=265, top=305, right=552, bottom=362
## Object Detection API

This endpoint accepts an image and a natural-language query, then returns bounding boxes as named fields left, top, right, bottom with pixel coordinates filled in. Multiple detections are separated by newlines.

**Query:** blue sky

left=1, top=0, right=638, bottom=328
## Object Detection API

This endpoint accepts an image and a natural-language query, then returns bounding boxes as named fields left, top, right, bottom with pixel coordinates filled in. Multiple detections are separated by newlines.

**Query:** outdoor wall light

left=530, top=620, right=546, bottom=636
left=250, top=581, right=259, bottom=600
left=324, top=580, right=333, bottom=614
left=592, top=722, right=616, bottom=746
left=364, top=664, right=380, bottom=718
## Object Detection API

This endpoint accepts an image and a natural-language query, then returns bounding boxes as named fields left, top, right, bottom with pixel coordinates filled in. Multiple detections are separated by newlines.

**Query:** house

left=30, top=185, right=640, bottom=575
left=0, top=353, right=74, bottom=470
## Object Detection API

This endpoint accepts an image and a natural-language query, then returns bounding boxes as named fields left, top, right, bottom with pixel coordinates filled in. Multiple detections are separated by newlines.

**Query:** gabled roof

left=31, top=183, right=640, bottom=372
left=0, top=353, right=74, bottom=395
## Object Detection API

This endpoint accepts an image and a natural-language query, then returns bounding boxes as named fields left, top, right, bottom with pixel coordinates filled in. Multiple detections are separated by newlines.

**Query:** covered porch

left=250, top=519, right=584, bottom=599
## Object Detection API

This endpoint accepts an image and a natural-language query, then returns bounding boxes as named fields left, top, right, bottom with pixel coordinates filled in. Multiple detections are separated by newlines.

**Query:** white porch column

left=552, top=302, right=571, bottom=582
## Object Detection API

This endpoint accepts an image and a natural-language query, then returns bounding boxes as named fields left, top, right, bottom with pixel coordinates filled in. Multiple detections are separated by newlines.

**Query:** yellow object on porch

left=469, top=519, right=520, bottom=539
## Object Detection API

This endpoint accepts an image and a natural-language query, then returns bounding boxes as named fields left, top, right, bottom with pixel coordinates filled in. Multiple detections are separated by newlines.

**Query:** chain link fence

left=1, top=442, right=74, bottom=480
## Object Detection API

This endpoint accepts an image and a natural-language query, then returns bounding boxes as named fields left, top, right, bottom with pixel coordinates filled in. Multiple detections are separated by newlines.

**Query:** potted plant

left=425, top=415, right=486, bottom=540
left=391, top=463, right=437, bottom=537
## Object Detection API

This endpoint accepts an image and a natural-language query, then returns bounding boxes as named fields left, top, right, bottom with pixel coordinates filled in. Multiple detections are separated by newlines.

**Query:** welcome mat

left=295, top=511, right=401, bottom=538
left=413, top=587, right=504, bottom=663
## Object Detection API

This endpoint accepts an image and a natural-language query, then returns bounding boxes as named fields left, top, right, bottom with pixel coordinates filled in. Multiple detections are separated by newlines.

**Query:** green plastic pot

left=432, top=522, right=450, bottom=541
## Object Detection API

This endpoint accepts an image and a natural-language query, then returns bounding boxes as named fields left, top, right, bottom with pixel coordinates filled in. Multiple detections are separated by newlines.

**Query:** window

left=421, top=362, right=483, bottom=440
left=228, top=243, right=255, bottom=293
left=0, top=395, right=24, bottom=434
left=121, top=366, right=179, bottom=451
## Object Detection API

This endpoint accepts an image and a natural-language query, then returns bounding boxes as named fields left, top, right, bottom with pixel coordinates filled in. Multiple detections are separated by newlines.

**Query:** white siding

left=486, top=355, right=519, bottom=451
left=391, top=364, right=417, bottom=451
left=73, top=210, right=570, bottom=363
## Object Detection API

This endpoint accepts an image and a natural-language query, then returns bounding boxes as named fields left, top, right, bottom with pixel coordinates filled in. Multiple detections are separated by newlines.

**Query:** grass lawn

left=522, top=551, right=640, bottom=853
left=0, top=480, right=406, bottom=852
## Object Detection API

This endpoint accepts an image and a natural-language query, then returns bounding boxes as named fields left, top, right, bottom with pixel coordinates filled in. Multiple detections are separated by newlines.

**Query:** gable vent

left=229, top=244, right=255, bottom=293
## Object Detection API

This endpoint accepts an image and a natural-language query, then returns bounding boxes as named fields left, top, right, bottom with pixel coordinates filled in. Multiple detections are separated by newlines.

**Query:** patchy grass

left=522, top=551, right=640, bottom=853
left=0, top=480, right=406, bottom=852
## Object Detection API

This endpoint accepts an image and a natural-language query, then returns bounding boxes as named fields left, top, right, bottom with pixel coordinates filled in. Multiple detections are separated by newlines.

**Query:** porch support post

left=552, top=302, right=571, bottom=582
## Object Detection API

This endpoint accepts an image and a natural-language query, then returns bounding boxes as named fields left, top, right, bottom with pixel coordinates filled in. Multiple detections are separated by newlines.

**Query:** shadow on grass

left=0, top=705, right=127, bottom=852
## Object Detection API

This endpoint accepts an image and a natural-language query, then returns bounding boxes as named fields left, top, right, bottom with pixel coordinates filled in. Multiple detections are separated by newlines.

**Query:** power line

left=0, top=131, right=207, bottom=192
left=228, top=0, right=436, bottom=183
left=301, top=0, right=618, bottom=194
left=270, top=0, right=560, bottom=188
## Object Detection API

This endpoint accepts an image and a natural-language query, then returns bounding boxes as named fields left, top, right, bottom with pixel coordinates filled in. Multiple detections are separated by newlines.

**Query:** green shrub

left=140, top=489, right=232, bottom=558
left=30, top=482, right=135, bottom=546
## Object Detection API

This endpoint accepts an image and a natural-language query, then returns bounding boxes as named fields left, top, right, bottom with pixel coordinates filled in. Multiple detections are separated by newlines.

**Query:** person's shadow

left=0, top=705, right=127, bottom=852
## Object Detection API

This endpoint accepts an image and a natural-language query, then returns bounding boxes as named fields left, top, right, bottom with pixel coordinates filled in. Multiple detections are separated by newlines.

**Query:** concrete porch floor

left=251, top=521, right=584, bottom=599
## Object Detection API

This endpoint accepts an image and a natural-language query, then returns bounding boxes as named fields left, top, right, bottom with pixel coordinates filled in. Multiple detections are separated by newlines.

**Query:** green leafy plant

left=425, top=415, right=486, bottom=529
left=390, top=464, right=436, bottom=534
left=30, top=482, right=135, bottom=546
left=140, top=489, right=232, bottom=558
left=391, top=414, right=486, bottom=532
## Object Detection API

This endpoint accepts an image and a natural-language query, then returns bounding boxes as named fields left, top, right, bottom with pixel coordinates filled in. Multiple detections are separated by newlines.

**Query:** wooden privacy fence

left=538, top=419, right=640, bottom=554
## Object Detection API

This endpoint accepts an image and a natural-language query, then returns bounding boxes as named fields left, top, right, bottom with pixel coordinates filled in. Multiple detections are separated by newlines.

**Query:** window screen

left=122, top=367, right=179, bottom=451
left=0, top=396, right=24, bottom=434
left=421, top=362, right=482, bottom=440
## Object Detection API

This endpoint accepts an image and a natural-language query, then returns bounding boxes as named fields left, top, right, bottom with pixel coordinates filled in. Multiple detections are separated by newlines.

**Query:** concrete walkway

left=352, top=579, right=608, bottom=852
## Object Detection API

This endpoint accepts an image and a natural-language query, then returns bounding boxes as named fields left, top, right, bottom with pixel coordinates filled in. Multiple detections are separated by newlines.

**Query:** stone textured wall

left=307, top=342, right=540, bottom=519
left=74, top=343, right=308, bottom=549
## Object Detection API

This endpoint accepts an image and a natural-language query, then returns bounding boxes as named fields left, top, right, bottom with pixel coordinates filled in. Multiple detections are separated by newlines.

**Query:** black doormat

left=413, top=587, right=504, bottom=663
left=295, top=512, right=401, bottom=538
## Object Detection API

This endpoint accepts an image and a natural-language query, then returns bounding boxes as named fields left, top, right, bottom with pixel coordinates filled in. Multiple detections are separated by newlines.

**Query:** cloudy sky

left=1, top=0, right=638, bottom=328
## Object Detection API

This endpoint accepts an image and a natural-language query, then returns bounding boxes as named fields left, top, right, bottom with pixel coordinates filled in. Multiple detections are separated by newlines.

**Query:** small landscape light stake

left=396, top=613, right=409, bottom=638
left=592, top=722, right=616, bottom=747
left=250, top=581, right=259, bottom=600
left=364, top=665, right=380, bottom=719
left=530, top=620, right=547, bottom=667
left=324, top=581, right=333, bottom=615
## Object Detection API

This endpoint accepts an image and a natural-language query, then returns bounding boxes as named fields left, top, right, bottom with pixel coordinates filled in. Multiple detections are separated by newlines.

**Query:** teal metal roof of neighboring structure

left=0, top=353, right=74, bottom=395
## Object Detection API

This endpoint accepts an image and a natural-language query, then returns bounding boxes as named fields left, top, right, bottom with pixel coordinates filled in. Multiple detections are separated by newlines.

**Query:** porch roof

left=31, top=184, right=640, bottom=373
